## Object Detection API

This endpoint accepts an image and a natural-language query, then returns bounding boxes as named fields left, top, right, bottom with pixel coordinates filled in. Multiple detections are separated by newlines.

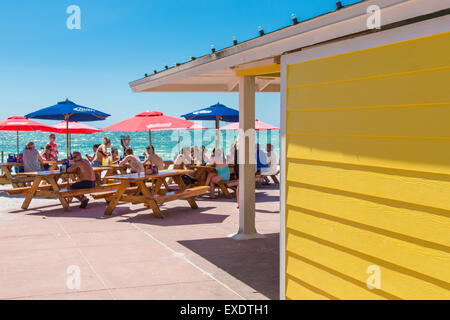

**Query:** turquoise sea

left=0, top=130, right=280, bottom=162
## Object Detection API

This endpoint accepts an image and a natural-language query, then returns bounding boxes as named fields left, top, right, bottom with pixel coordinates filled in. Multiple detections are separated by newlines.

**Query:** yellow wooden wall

left=285, top=31, right=450, bottom=300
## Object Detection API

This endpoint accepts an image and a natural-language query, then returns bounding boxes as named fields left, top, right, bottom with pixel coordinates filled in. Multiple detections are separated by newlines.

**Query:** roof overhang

left=129, top=0, right=449, bottom=93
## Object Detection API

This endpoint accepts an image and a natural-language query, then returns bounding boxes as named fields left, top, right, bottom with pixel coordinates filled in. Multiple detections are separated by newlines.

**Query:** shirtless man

left=119, top=147, right=144, bottom=174
left=143, top=145, right=164, bottom=170
left=67, top=152, right=96, bottom=209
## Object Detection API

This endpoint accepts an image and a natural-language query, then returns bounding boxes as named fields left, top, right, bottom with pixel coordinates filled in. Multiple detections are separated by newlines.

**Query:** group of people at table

left=14, top=134, right=278, bottom=209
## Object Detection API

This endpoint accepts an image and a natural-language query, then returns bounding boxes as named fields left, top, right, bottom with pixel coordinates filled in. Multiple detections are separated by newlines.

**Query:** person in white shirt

left=262, top=143, right=278, bottom=176
left=174, top=146, right=191, bottom=168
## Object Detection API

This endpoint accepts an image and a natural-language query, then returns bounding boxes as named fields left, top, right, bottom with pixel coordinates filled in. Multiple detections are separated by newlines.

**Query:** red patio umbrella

left=220, top=119, right=279, bottom=131
left=0, top=116, right=57, bottom=155
left=102, top=111, right=197, bottom=146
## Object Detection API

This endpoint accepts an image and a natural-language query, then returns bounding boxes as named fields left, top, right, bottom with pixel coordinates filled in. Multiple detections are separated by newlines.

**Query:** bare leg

left=210, top=176, right=222, bottom=199
left=205, top=172, right=217, bottom=187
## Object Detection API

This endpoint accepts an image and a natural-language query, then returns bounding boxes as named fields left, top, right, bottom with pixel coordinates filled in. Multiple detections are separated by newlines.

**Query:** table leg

left=137, top=180, right=163, bottom=219
left=21, top=176, right=42, bottom=210
left=105, top=181, right=129, bottom=216
left=3, top=166, right=20, bottom=188
left=153, top=179, right=164, bottom=195
left=173, top=175, right=198, bottom=210
left=47, top=176, right=70, bottom=211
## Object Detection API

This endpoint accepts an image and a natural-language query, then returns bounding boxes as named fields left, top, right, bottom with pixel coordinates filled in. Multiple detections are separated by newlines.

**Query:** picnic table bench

left=95, top=169, right=209, bottom=218
left=12, top=170, right=121, bottom=211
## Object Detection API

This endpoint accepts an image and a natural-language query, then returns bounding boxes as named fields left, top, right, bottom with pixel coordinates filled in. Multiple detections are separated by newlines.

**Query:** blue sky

left=0, top=0, right=361, bottom=128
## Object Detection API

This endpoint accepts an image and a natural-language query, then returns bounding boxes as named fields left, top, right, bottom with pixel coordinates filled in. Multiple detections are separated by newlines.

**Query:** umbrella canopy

left=220, top=119, right=279, bottom=131
left=181, top=103, right=239, bottom=122
left=0, top=116, right=57, bottom=155
left=102, top=111, right=196, bottom=132
left=102, top=111, right=197, bottom=146
left=51, top=121, right=101, bottom=134
left=25, top=99, right=110, bottom=158
left=0, top=116, right=56, bottom=132
left=181, top=103, right=239, bottom=149
left=25, top=99, right=110, bottom=122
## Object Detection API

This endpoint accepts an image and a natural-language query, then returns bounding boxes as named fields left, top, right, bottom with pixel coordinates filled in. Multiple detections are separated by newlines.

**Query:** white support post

left=231, top=75, right=265, bottom=241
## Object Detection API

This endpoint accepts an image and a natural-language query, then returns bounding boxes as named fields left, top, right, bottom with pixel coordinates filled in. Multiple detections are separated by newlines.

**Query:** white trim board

left=279, top=14, right=449, bottom=300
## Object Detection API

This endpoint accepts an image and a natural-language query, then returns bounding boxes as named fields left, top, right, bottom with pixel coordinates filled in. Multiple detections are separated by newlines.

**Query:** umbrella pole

left=65, top=116, right=69, bottom=159
left=16, top=126, right=19, bottom=156
left=215, top=116, right=220, bottom=151
left=178, top=130, right=180, bottom=154
left=149, top=130, right=152, bottom=147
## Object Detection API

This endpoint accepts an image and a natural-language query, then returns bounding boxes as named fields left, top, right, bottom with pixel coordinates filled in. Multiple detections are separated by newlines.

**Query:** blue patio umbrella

left=181, top=103, right=239, bottom=149
left=25, top=99, right=110, bottom=158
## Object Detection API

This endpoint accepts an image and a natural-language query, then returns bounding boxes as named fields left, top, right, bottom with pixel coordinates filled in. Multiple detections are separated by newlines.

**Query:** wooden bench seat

left=217, top=179, right=239, bottom=198
left=58, top=183, right=122, bottom=198
left=91, top=186, right=139, bottom=200
left=256, top=171, right=280, bottom=185
left=7, top=183, right=72, bottom=196
left=150, top=186, right=209, bottom=204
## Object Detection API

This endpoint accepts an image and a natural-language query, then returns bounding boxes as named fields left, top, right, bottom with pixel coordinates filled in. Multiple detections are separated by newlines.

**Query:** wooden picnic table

left=13, top=170, right=121, bottom=211
left=99, top=169, right=209, bottom=218
left=0, top=161, right=67, bottom=187
left=15, top=170, right=77, bottom=210
left=94, top=165, right=128, bottom=184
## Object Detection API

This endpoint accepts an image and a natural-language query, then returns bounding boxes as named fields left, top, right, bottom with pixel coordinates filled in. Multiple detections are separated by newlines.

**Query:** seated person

left=23, top=142, right=44, bottom=173
left=41, top=144, right=58, bottom=162
left=110, top=148, right=120, bottom=164
left=262, top=143, right=278, bottom=176
left=119, top=147, right=144, bottom=174
left=173, top=146, right=192, bottom=169
left=255, top=144, right=269, bottom=174
left=86, top=144, right=100, bottom=162
left=143, top=145, right=164, bottom=170
left=200, top=146, right=210, bottom=165
left=67, top=152, right=96, bottom=209
left=205, top=149, right=230, bottom=199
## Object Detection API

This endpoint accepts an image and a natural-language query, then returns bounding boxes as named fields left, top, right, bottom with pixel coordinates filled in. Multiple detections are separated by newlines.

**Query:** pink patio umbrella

left=0, top=116, right=57, bottom=156
left=220, top=119, right=279, bottom=131
left=51, top=121, right=101, bottom=155
left=51, top=121, right=101, bottom=134
left=102, top=111, right=199, bottom=146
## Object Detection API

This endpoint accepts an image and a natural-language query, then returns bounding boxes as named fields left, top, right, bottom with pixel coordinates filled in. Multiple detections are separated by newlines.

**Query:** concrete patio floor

left=0, top=184, right=280, bottom=300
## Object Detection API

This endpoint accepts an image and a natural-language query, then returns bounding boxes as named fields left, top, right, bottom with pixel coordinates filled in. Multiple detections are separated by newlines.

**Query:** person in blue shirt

left=256, top=144, right=269, bottom=174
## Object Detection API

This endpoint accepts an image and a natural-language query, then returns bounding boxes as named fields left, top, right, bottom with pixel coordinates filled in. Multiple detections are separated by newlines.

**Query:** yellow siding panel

left=285, top=32, right=450, bottom=300
left=287, top=159, right=450, bottom=214
left=286, top=206, right=450, bottom=283
left=286, top=232, right=450, bottom=299
left=287, top=32, right=450, bottom=87
left=285, top=180, right=450, bottom=247
left=287, top=104, right=450, bottom=138
left=286, top=254, right=388, bottom=300
left=287, top=67, right=450, bottom=110
left=286, top=275, right=332, bottom=300
left=286, top=135, right=450, bottom=176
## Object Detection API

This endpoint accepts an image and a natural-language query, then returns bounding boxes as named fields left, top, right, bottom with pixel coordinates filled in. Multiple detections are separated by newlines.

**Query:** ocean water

left=0, top=130, right=280, bottom=162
